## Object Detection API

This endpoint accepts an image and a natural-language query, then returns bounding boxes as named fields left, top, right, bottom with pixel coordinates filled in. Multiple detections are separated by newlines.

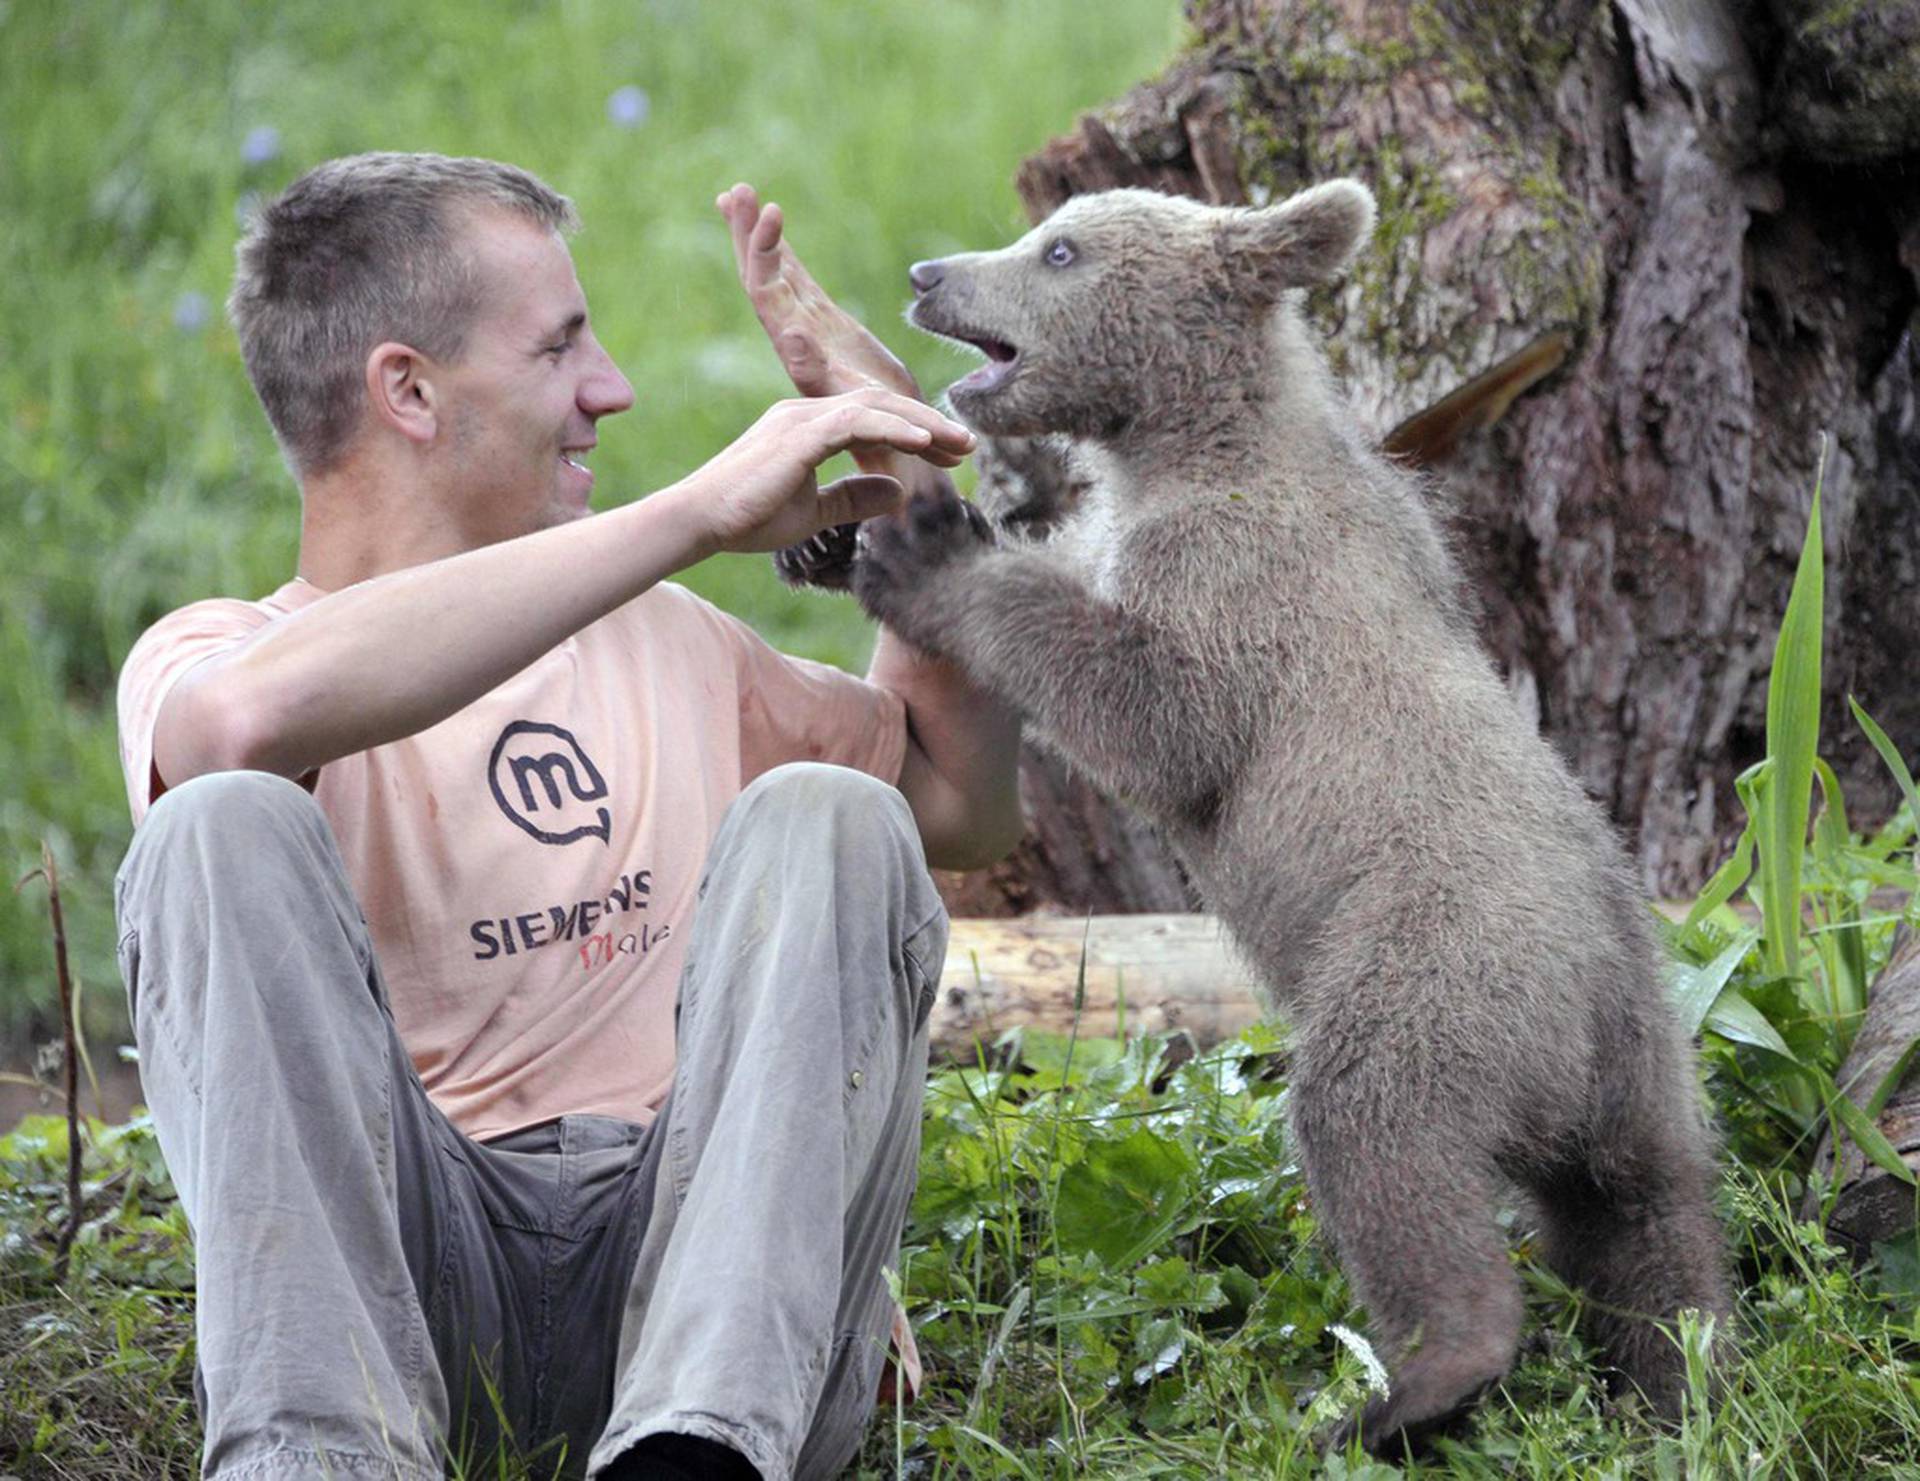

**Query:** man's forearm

left=870, top=628, right=1024, bottom=871
left=155, top=383, right=968, bottom=790
left=157, top=487, right=718, bottom=788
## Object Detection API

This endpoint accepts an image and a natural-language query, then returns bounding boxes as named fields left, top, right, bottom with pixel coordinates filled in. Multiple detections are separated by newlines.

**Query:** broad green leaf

left=1872, top=1237, right=1920, bottom=1306
left=1130, top=1315, right=1187, bottom=1384
left=1759, top=474, right=1823, bottom=984
left=1703, top=989, right=1797, bottom=1060
left=1052, top=1127, right=1197, bottom=1271
left=1010, top=1028, right=1126, bottom=1091
left=1670, top=927, right=1762, bottom=1036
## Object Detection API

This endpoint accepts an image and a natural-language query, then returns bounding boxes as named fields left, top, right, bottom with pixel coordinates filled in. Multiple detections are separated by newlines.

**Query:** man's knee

left=723, top=763, right=920, bottom=867
left=737, top=761, right=906, bottom=819
left=128, top=770, right=321, bottom=865
left=118, top=770, right=340, bottom=929
left=705, top=764, right=942, bottom=949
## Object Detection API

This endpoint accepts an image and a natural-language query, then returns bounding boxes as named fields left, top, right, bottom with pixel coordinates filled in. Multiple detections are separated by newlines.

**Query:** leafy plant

left=1665, top=448, right=1919, bottom=1197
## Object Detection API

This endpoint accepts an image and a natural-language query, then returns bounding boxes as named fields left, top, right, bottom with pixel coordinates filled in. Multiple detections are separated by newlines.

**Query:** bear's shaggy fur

left=851, top=182, right=1730, bottom=1454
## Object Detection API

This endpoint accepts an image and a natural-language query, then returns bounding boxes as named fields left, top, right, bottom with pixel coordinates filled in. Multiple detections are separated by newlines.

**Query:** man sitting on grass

left=113, top=152, right=1020, bottom=1481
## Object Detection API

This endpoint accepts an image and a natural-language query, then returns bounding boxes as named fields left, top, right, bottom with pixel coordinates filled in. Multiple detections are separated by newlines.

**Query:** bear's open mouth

left=948, top=330, right=1020, bottom=394
left=907, top=298, right=1022, bottom=395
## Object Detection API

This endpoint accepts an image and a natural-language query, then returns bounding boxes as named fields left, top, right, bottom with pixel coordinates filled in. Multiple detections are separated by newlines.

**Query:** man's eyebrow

left=539, top=311, right=588, bottom=344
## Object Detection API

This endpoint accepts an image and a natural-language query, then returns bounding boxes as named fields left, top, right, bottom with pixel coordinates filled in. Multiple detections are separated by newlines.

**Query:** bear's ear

left=1215, top=179, right=1377, bottom=299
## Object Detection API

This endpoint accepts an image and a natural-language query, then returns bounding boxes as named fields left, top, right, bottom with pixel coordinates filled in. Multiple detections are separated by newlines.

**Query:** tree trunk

left=1808, top=926, right=1920, bottom=1247
left=938, top=0, right=1920, bottom=919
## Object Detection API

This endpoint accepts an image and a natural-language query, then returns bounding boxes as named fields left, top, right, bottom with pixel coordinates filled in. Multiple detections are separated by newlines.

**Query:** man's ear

left=366, top=341, right=438, bottom=447
left=1215, top=179, right=1377, bottom=300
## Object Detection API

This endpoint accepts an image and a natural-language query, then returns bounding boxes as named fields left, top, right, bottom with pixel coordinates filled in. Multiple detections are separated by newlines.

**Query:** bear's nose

left=908, top=258, right=946, bottom=295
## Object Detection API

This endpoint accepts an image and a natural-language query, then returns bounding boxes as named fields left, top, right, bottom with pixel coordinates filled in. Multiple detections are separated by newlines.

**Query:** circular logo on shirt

left=488, top=721, right=612, bottom=846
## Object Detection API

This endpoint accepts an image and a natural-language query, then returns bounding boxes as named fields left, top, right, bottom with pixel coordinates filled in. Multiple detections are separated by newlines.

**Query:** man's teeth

left=562, top=453, right=590, bottom=473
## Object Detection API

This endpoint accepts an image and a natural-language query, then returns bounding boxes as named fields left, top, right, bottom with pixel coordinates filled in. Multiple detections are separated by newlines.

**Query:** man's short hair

left=228, top=152, right=579, bottom=477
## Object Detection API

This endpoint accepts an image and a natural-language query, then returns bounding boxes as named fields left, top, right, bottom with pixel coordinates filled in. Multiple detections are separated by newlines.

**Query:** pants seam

left=125, top=931, right=210, bottom=1107
left=900, top=908, right=947, bottom=1022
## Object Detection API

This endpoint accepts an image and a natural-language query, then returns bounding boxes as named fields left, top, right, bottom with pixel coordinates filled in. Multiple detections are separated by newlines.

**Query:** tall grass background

left=0, top=0, right=1188, bottom=1055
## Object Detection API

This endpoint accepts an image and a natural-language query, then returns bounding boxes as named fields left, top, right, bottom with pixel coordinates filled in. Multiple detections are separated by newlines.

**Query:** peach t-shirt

left=117, top=576, right=909, bottom=1141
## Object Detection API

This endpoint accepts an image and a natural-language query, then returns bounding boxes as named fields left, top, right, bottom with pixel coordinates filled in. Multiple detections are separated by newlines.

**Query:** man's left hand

left=717, top=183, right=921, bottom=402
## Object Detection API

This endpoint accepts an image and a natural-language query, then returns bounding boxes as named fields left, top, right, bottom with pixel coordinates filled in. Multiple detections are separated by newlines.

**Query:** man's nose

left=584, top=346, right=635, bottom=417
left=908, top=259, right=946, bottom=295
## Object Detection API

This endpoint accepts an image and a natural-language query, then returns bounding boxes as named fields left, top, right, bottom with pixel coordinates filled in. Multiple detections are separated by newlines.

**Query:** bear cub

left=845, top=181, right=1730, bottom=1454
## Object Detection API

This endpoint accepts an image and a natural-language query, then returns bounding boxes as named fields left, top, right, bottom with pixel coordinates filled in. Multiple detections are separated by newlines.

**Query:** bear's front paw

left=773, top=521, right=860, bottom=591
left=850, top=487, right=995, bottom=650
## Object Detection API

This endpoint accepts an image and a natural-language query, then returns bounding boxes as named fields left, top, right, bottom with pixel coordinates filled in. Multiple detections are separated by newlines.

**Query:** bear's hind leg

left=1535, top=1161, right=1730, bottom=1420
left=1298, top=1119, right=1522, bottom=1458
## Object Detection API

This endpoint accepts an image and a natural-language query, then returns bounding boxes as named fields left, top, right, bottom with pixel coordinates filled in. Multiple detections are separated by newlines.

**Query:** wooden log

left=930, top=914, right=1264, bottom=1060
left=931, top=902, right=1714, bottom=1061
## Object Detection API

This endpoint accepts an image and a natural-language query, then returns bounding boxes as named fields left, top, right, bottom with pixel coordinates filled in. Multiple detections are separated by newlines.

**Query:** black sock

left=598, top=1431, right=760, bottom=1481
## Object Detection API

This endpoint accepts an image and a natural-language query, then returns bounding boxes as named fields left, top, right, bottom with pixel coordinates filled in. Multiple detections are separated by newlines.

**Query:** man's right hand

left=675, top=388, right=973, bottom=556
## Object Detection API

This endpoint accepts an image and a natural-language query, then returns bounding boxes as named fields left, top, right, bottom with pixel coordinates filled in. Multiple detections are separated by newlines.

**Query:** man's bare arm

left=718, top=185, right=1025, bottom=869
left=870, top=633, right=1024, bottom=869
left=155, top=392, right=972, bottom=790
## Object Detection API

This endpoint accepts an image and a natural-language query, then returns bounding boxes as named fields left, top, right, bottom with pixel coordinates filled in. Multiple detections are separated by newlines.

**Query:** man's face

left=432, top=209, right=634, bottom=540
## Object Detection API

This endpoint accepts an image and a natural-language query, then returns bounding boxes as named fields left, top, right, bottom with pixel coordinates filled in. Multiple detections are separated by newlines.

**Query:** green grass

left=10, top=1020, right=1920, bottom=1478
left=0, top=0, right=1189, bottom=1050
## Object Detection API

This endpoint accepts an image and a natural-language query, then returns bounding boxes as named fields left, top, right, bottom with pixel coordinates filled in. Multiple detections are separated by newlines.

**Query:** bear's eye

left=1044, top=238, right=1077, bottom=268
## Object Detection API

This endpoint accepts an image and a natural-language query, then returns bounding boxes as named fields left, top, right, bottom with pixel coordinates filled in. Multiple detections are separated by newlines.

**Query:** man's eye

left=545, top=342, right=569, bottom=357
left=1044, top=239, right=1076, bottom=268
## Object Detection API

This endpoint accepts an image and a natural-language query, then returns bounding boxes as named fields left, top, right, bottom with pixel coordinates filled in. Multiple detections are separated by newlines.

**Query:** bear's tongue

left=956, top=335, right=1018, bottom=391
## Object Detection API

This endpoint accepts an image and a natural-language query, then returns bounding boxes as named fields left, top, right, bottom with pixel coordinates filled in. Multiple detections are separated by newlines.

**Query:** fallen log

left=931, top=904, right=1717, bottom=1062
left=930, top=914, right=1263, bottom=1061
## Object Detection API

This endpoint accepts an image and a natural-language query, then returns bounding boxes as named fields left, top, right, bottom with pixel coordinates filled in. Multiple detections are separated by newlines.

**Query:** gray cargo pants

left=114, top=763, right=947, bottom=1481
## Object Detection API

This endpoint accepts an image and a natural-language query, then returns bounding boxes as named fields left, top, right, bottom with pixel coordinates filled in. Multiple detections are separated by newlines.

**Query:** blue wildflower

left=173, top=292, right=211, bottom=333
left=606, top=85, right=650, bottom=129
left=241, top=126, right=281, bottom=167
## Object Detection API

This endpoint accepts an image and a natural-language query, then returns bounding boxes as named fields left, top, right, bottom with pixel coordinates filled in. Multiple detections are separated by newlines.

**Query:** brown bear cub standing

left=844, top=182, right=1730, bottom=1453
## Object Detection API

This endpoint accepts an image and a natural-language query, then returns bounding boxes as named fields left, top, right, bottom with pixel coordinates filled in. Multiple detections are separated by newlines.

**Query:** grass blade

left=1811, top=757, right=1870, bottom=1036
left=1850, top=696, right=1920, bottom=831
left=1758, top=453, right=1826, bottom=986
left=1860, top=1035, right=1920, bottom=1121
left=1810, top=1064, right=1919, bottom=1187
left=1684, top=811, right=1757, bottom=933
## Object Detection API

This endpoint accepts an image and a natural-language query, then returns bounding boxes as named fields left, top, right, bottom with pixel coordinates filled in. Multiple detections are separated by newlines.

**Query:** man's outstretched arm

left=718, top=185, right=1024, bottom=869
left=154, top=392, right=972, bottom=792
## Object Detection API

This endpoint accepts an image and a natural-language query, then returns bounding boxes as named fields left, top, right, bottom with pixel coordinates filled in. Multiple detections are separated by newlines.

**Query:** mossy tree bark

left=942, top=0, right=1920, bottom=918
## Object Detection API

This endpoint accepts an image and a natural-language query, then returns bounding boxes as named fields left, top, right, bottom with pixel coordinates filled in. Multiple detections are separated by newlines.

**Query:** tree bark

left=1808, top=926, right=1920, bottom=1247
left=940, top=0, right=1920, bottom=918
